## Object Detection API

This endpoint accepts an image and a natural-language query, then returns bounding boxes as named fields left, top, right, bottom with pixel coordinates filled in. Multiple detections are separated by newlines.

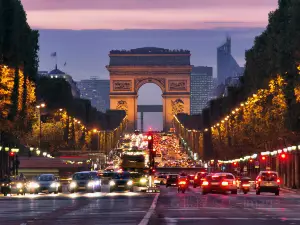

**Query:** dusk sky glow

left=20, top=0, right=278, bottom=130
left=21, top=0, right=276, bottom=30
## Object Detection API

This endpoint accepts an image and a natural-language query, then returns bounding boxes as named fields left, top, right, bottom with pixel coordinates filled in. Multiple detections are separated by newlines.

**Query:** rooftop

left=110, top=47, right=190, bottom=54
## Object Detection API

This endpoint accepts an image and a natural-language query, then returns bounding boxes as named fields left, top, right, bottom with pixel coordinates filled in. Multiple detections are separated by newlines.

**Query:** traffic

left=0, top=131, right=282, bottom=197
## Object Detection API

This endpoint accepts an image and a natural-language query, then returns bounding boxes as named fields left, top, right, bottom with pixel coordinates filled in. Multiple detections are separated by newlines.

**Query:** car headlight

left=70, top=182, right=77, bottom=188
left=127, top=180, right=133, bottom=186
left=140, top=178, right=147, bottom=184
left=29, top=182, right=39, bottom=188
left=17, top=183, right=23, bottom=189
left=88, top=181, right=95, bottom=187
left=50, top=182, right=58, bottom=188
left=109, top=180, right=116, bottom=186
left=95, top=180, right=100, bottom=186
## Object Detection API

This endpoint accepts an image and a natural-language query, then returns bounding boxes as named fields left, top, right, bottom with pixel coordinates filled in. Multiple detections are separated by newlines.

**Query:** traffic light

left=147, top=133, right=153, bottom=149
left=261, top=156, right=266, bottom=161
left=149, top=167, right=156, bottom=175
left=280, top=153, right=286, bottom=159
left=9, top=152, right=15, bottom=157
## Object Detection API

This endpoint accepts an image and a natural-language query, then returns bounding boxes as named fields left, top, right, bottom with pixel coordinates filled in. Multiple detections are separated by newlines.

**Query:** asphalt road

left=1, top=187, right=300, bottom=225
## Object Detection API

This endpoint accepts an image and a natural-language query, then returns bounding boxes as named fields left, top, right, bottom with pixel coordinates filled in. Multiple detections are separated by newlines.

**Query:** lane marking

left=138, top=193, right=160, bottom=225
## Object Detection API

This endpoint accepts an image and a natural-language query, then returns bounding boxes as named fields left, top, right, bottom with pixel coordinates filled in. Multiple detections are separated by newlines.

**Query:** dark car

left=166, top=174, right=179, bottom=187
left=69, top=171, right=100, bottom=193
left=193, top=172, right=208, bottom=188
left=187, top=174, right=195, bottom=184
left=109, top=172, right=134, bottom=192
left=0, top=177, right=26, bottom=196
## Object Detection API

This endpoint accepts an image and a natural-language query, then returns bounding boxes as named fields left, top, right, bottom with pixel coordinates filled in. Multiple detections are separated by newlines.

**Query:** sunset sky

left=20, top=0, right=278, bottom=130
left=21, top=0, right=276, bottom=30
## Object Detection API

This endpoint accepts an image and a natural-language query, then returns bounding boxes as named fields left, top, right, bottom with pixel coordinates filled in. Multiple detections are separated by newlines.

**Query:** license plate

left=171, top=184, right=176, bottom=186
left=78, top=187, right=85, bottom=190
left=118, top=185, right=125, bottom=187
left=211, top=182, right=219, bottom=185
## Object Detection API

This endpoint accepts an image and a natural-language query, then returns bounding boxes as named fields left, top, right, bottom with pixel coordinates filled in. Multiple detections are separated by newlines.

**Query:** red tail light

left=179, top=181, right=186, bottom=185
left=221, top=181, right=229, bottom=186
left=277, top=179, right=280, bottom=183
left=195, top=175, right=198, bottom=180
left=233, top=180, right=236, bottom=185
left=202, top=181, right=209, bottom=186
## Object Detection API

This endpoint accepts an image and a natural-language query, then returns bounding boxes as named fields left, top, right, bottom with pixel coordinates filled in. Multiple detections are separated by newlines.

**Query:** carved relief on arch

left=116, top=100, right=128, bottom=115
left=134, top=77, right=166, bottom=92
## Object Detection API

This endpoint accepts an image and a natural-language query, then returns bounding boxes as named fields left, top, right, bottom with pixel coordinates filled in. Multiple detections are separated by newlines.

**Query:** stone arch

left=135, top=77, right=166, bottom=93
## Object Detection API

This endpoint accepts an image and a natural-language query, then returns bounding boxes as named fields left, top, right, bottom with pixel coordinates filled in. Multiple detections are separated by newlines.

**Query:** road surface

left=1, top=188, right=300, bottom=225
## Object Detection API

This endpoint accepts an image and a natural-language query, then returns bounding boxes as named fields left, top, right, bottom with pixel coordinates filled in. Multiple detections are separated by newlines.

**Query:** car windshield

left=261, top=173, right=277, bottom=181
left=73, top=173, right=91, bottom=180
left=38, top=175, right=55, bottom=181
left=90, top=172, right=99, bottom=179
left=113, top=173, right=130, bottom=179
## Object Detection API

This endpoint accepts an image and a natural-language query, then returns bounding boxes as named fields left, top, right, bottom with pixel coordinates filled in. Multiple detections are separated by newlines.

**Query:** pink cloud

left=21, top=0, right=277, bottom=30
left=21, top=0, right=276, bottom=10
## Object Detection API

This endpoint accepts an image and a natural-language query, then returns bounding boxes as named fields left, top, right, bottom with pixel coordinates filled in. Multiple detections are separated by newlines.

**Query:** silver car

left=28, top=174, right=60, bottom=194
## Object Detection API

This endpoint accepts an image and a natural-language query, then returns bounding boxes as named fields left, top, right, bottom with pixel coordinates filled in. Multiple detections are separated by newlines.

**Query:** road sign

left=243, top=166, right=247, bottom=172
left=255, top=161, right=259, bottom=168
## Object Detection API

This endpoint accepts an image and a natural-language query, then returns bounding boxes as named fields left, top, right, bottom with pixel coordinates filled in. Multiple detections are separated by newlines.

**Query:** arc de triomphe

left=107, top=47, right=191, bottom=131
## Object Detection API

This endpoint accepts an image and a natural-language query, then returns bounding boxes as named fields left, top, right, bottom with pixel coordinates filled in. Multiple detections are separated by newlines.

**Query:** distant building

left=217, top=37, right=244, bottom=85
left=38, top=65, right=80, bottom=98
left=209, top=77, right=218, bottom=100
left=190, top=66, right=213, bottom=115
left=77, top=77, right=110, bottom=113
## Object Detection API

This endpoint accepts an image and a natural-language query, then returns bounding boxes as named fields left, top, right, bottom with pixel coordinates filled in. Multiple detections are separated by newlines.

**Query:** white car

left=255, top=171, right=280, bottom=195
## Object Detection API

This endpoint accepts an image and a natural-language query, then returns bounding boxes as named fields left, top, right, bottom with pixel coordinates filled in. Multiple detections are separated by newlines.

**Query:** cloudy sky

left=21, top=0, right=277, bottom=130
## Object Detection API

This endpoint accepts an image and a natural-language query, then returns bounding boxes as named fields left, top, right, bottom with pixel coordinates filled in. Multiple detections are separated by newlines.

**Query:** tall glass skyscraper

left=190, top=66, right=213, bottom=115
left=217, top=37, right=244, bottom=85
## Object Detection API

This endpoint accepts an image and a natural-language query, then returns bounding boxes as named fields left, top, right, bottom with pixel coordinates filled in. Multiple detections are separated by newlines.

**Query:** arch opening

left=137, top=83, right=163, bottom=132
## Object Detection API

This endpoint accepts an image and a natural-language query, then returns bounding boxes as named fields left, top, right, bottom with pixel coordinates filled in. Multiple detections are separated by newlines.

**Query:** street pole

left=39, top=108, right=42, bottom=149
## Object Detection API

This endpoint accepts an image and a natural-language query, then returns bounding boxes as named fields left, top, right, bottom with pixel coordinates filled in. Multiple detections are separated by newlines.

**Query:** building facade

left=217, top=37, right=244, bottom=85
left=77, top=78, right=110, bottom=113
left=38, top=66, right=80, bottom=98
left=190, top=66, right=213, bottom=115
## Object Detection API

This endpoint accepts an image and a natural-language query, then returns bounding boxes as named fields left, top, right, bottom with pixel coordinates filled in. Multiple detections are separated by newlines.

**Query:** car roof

left=39, top=174, right=55, bottom=176
left=259, top=171, right=278, bottom=174
left=75, top=171, right=92, bottom=174
left=210, top=173, right=235, bottom=176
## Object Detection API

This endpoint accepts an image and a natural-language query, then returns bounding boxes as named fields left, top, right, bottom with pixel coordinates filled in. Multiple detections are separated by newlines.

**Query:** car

left=187, top=174, right=195, bottom=184
left=255, top=171, right=280, bottom=195
left=166, top=174, right=179, bottom=187
left=69, top=171, right=99, bottom=193
left=130, top=172, right=148, bottom=191
left=201, top=173, right=238, bottom=195
left=154, top=174, right=167, bottom=185
left=109, top=171, right=134, bottom=192
left=28, top=174, right=60, bottom=194
left=0, top=177, right=26, bottom=196
left=193, top=172, right=208, bottom=188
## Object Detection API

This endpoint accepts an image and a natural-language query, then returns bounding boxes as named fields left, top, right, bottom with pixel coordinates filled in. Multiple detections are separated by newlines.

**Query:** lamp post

left=93, top=129, right=100, bottom=151
left=36, top=103, right=46, bottom=149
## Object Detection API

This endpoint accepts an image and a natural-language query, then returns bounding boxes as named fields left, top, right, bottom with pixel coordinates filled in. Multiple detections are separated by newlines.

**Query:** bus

left=121, top=154, right=145, bottom=171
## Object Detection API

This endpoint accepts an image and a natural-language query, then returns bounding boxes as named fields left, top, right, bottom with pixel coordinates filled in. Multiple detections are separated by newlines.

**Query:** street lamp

left=36, top=103, right=46, bottom=149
